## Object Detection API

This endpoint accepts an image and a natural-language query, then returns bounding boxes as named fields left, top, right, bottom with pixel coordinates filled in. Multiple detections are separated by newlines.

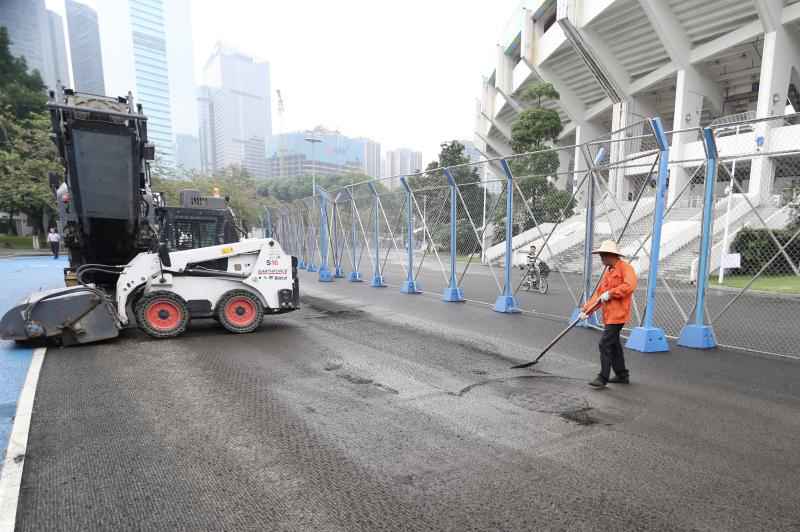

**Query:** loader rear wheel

left=136, top=292, right=189, bottom=339
left=217, top=290, right=264, bottom=334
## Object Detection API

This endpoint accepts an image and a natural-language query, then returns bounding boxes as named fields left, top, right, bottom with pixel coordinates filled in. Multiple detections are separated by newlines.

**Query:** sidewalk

left=0, top=257, right=67, bottom=470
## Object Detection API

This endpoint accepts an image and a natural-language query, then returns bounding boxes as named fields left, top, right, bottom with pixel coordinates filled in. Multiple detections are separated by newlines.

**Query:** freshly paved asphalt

left=13, top=268, right=800, bottom=531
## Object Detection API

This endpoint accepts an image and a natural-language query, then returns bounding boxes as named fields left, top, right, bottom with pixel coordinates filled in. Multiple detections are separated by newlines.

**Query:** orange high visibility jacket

left=582, top=259, right=638, bottom=325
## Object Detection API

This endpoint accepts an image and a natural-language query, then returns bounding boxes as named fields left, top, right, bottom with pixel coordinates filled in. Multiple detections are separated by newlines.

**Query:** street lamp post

left=304, top=134, right=322, bottom=273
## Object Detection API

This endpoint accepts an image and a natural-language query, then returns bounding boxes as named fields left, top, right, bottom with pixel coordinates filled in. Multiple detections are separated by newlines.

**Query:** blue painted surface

left=0, top=256, right=66, bottom=463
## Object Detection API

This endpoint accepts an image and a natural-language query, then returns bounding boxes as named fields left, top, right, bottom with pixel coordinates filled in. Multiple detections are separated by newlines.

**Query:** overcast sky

left=45, top=0, right=520, bottom=164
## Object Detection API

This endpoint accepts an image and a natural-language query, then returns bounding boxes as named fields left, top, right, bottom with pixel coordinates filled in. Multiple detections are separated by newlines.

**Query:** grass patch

left=0, top=235, right=36, bottom=250
left=712, top=275, right=800, bottom=294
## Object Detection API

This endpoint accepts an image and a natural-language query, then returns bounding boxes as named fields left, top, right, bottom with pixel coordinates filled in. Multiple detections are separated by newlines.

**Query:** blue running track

left=0, top=256, right=67, bottom=469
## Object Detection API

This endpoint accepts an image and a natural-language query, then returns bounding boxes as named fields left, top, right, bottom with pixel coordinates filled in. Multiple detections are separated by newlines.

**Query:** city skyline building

left=96, top=0, right=199, bottom=168
left=164, top=0, right=196, bottom=137
left=175, top=133, right=201, bottom=171
left=384, top=148, right=423, bottom=178
left=65, top=0, right=105, bottom=94
left=46, top=11, right=69, bottom=89
left=0, top=0, right=70, bottom=89
left=268, top=127, right=381, bottom=179
left=197, top=43, right=271, bottom=178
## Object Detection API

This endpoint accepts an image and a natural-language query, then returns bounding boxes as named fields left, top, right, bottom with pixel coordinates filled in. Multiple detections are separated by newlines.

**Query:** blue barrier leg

left=626, top=118, right=669, bottom=353
left=298, top=216, right=307, bottom=270
left=306, top=225, right=317, bottom=273
left=399, top=177, right=421, bottom=294
left=679, top=128, right=718, bottom=349
left=348, top=193, right=363, bottom=282
left=317, top=189, right=333, bottom=282
left=332, top=198, right=345, bottom=278
left=571, top=147, right=606, bottom=328
left=369, top=183, right=386, bottom=287
left=494, top=160, right=520, bottom=313
left=442, top=170, right=464, bottom=301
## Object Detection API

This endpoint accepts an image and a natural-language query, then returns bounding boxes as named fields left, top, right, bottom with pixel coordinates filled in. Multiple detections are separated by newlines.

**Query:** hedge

left=730, top=227, right=800, bottom=275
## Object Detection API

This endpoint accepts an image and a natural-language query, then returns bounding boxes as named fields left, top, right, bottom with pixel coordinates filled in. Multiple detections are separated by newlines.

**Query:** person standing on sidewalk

left=47, top=227, right=61, bottom=259
left=578, top=240, right=637, bottom=389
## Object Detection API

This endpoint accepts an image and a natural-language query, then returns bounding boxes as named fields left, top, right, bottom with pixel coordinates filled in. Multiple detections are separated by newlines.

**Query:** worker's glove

left=600, top=291, right=611, bottom=302
left=578, top=311, right=588, bottom=321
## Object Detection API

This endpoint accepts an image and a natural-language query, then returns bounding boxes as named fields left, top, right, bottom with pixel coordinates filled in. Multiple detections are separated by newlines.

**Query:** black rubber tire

left=216, top=290, right=264, bottom=334
left=135, top=291, right=189, bottom=339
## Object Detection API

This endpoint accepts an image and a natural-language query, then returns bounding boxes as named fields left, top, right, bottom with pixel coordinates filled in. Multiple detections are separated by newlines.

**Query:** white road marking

left=0, top=347, right=46, bottom=532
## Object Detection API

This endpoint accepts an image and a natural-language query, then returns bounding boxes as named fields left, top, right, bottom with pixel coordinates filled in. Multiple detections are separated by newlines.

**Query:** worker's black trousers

left=598, top=323, right=628, bottom=382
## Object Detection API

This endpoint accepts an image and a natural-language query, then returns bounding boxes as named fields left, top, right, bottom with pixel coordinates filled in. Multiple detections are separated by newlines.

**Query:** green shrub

left=730, top=227, right=800, bottom=275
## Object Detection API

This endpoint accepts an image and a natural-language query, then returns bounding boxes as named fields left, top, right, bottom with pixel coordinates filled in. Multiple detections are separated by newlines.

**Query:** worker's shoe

left=588, top=376, right=607, bottom=389
left=608, top=374, right=630, bottom=384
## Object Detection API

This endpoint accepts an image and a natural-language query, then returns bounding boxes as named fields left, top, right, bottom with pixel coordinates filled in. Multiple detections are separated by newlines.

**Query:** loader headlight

left=278, top=289, right=294, bottom=309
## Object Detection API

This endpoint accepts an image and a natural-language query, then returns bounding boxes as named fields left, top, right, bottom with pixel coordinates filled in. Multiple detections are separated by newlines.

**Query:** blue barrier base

left=626, top=326, right=669, bottom=352
left=334, top=267, right=345, bottom=278
left=348, top=271, right=363, bottom=282
left=298, top=260, right=306, bottom=270
left=493, top=295, right=521, bottom=313
left=400, top=280, right=422, bottom=294
left=442, top=286, right=464, bottom=302
left=570, top=307, right=601, bottom=328
left=371, top=275, right=386, bottom=288
left=677, top=324, right=717, bottom=349
left=306, top=263, right=318, bottom=273
left=318, top=268, right=334, bottom=282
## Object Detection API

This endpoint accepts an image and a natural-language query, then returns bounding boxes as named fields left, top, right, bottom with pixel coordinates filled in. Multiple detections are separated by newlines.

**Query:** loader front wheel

left=136, top=292, right=189, bottom=339
left=217, top=290, right=264, bottom=334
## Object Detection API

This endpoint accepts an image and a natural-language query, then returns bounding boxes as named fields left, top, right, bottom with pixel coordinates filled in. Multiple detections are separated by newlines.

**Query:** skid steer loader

left=0, top=238, right=299, bottom=346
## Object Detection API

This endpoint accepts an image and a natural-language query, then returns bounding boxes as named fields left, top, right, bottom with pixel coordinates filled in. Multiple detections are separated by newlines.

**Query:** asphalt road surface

left=15, top=284, right=800, bottom=531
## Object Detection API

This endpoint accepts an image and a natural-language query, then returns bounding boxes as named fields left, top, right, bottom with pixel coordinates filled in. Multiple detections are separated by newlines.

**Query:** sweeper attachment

left=0, top=238, right=298, bottom=346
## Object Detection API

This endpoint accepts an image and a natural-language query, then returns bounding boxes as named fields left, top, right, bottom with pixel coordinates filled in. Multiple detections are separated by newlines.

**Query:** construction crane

left=276, top=89, right=287, bottom=178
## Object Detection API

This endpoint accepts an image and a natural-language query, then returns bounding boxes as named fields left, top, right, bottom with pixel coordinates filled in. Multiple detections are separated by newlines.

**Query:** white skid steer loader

left=0, top=238, right=299, bottom=346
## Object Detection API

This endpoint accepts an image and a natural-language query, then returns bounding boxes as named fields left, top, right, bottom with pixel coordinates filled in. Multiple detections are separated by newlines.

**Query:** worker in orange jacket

left=578, top=240, right=637, bottom=389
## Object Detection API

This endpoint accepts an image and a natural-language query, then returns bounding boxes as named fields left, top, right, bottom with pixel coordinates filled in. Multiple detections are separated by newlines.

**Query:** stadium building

left=476, top=0, right=800, bottom=205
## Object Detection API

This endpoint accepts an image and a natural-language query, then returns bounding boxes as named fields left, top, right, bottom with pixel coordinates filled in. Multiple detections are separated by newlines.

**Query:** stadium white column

left=610, top=97, right=657, bottom=202
left=669, top=69, right=708, bottom=205
left=750, top=7, right=800, bottom=201
left=574, top=120, right=605, bottom=204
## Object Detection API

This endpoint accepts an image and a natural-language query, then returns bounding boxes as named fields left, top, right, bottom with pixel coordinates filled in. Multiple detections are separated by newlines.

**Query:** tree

left=0, top=29, right=58, bottom=237
left=497, top=81, right=573, bottom=240
left=0, top=27, right=47, bottom=120
left=0, top=109, right=60, bottom=235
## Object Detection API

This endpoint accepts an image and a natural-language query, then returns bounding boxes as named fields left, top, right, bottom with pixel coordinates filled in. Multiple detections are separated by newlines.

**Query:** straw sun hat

left=591, top=240, right=625, bottom=256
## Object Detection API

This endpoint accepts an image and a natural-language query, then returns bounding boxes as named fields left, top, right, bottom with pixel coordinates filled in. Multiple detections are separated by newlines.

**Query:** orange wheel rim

left=224, top=297, right=256, bottom=326
left=145, top=300, right=183, bottom=331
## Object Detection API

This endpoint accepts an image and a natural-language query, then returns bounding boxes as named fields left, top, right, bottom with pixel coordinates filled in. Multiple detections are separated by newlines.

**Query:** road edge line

left=0, top=347, right=46, bottom=532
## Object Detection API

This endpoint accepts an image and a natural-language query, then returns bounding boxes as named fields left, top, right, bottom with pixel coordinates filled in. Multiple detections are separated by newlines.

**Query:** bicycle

left=522, top=261, right=549, bottom=294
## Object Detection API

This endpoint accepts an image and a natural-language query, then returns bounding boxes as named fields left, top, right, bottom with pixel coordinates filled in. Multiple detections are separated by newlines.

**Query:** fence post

left=399, top=177, right=422, bottom=294
left=332, top=193, right=345, bottom=278
left=494, top=159, right=521, bottom=313
left=678, top=128, right=718, bottom=349
left=626, top=117, right=670, bottom=352
left=571, top=147, right=606, bottom=327
left=305, top=199, right=318, bottom=272
left=347, top=187, right=363, bottom=282
left=316, top=185, right=333, bottom=282
left=368, top=182, right=386, bottom=287
left=297, top=207, right=307, bottom=269
left=442, top=168, right=465, bottom=302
